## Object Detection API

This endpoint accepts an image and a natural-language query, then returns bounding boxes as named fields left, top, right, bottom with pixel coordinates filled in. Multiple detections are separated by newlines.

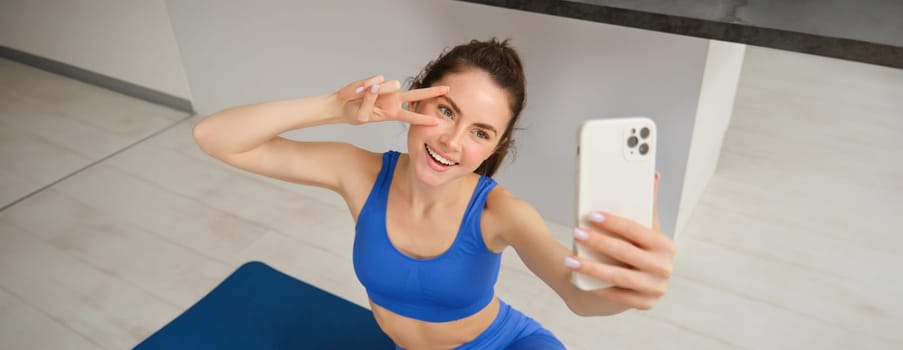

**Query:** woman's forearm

left=192, top=93, right=343, bottom=157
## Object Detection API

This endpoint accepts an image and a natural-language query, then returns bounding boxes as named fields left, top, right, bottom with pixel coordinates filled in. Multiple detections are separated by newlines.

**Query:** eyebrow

left=438, top=96, right=499, bottom=137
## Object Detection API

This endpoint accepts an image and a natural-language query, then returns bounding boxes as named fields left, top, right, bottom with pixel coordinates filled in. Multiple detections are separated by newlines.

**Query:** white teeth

left=425, top=145, right=455, bottom=166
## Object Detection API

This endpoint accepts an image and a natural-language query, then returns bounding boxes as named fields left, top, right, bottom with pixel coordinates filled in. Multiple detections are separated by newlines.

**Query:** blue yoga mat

left=134, top=261, right=394, bottom=349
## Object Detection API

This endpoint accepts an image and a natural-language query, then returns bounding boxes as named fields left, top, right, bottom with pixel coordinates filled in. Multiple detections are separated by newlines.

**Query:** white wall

left=165, top=0, right=712, bottom=237
left=676, top=40, right=746, bottom=238
left=0, top=0, right=192, bottom=100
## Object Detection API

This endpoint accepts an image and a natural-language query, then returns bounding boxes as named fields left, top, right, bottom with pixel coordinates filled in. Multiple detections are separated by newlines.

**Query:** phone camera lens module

left=627, top=136, right=639, bottom=147
left=640, top=127, right=650, bottom=139
left=639, top=143, right=649, bottom=155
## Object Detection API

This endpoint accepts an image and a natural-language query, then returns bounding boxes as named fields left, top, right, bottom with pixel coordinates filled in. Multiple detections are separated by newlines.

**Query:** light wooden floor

left=1, top=47, right=901, bottom=349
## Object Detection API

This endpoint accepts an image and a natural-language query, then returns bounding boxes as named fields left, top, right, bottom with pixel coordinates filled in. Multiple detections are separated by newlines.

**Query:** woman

left=193, top=39, right=675, bottom=349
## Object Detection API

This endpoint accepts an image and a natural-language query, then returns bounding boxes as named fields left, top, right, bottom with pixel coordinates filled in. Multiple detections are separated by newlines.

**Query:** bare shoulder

left=483, top=184, right=546, bottom=250
left=338, top=143, right=383, bottom=171
left=485, top=185, right=544, bottom=222
left=342, top=147, right=383, bottom=188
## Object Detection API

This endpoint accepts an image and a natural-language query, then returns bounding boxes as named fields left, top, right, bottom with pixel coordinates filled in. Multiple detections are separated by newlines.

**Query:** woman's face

left=407, top=69, right=511, bottom=187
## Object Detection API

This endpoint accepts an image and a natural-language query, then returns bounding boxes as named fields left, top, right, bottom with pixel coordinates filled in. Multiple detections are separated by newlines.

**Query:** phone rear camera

left=639, top=143, right=650, bottom=155
left=627, top=136, right=639, bottom=147
left=640, top=127, right=651, bottom=139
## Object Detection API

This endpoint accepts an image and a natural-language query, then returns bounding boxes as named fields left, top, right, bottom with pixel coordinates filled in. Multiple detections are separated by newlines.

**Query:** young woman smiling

left=193, top=39, right=676, bottom=349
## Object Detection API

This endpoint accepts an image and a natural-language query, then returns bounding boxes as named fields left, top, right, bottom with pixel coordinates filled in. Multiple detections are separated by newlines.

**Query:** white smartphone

left=573, top=117, right=657, bottom=290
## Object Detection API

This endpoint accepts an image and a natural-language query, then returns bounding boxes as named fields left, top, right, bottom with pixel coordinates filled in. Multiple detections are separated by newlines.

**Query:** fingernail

left=564, top=257, right=581, bottom=269
left=574, top=228, right=589, bottom=241
left=370, top=84, right=379, bottom=94
left=588, top=212, right=605, bottom=223
left=355, top=86, right=364, bottom=94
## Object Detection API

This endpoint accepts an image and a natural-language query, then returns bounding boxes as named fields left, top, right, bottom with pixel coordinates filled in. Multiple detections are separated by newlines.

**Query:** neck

left=396, top=154, right=471, bottom=213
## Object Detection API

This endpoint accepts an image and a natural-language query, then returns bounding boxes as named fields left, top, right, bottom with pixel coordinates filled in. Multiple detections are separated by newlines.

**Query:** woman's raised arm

left=192, top=75, right=448, bottom=192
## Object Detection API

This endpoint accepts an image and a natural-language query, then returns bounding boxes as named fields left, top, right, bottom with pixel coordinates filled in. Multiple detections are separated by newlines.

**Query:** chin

left=412, top=165, right=444, bottom=187
left=412, top=154, right=452, bottom=187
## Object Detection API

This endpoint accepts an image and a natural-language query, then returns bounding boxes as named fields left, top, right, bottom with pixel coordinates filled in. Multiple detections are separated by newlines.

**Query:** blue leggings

left=396, top=300, right=565, bottom=349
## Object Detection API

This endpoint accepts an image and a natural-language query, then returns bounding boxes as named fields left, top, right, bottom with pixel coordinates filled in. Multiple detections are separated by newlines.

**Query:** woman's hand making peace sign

left=336, top=75, right=450, bottom=126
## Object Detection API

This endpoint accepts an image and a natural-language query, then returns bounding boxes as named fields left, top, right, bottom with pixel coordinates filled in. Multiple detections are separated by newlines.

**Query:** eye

left=438, top=105, right=453, bottom=118
left=474, top=129, right=490, bottom=140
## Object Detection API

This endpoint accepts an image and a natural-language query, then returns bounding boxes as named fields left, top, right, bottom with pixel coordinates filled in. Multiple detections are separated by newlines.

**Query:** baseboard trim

left=0, top=46, right=194, bottom=114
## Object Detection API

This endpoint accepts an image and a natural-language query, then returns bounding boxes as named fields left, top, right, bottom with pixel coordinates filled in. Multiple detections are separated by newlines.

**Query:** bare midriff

left=370, top=296, right=500, bottom=350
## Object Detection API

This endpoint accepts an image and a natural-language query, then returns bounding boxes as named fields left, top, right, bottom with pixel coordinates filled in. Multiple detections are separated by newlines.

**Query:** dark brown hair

left=408, top=38, right=526, bottom=177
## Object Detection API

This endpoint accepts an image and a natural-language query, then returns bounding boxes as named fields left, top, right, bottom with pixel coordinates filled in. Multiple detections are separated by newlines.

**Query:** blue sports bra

left=353, top=151, right=502, bottom=323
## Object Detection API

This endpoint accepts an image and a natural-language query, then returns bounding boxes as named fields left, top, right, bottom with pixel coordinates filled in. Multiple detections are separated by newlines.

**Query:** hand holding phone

left=572, top=117, right=658, bottom=290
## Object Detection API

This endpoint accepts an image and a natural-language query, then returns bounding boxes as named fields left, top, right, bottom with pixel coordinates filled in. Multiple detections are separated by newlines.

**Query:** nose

left=438, top=124, right=465, bottom=152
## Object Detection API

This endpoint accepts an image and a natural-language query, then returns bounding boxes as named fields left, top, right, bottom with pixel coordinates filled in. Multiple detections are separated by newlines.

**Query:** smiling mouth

left=425, top=144, right=458, bottom=166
